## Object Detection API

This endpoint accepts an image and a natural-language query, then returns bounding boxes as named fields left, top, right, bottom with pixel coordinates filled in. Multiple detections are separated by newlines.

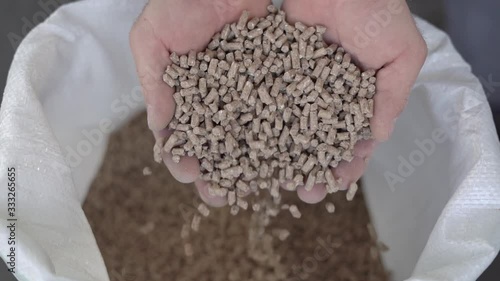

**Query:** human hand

left=130, top=0, right=271, bottom=206
left=281, top=0, right=427, bottom=202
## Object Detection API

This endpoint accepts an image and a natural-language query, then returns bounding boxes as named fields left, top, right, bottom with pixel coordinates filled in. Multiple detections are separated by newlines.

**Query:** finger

left=371, top=42, right=427, bottom=140
left=162, top=151, right=201, bottom=184
left=297, top=184, right=327, bottom=204
left=195, top=180, right=227, bottom=207
left=130, top=11, right=174, bottom=133
left=153, top=127, right=171, bottom=140
left=333, top=140, right=376, bottom=190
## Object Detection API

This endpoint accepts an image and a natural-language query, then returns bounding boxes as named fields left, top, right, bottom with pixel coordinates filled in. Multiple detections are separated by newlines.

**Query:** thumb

left=130, top=14, right=175, bottom=132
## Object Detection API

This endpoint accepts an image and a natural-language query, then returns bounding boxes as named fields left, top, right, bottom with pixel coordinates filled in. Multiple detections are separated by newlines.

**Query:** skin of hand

left=130, top=0, right=427, bottom=206
left=130, top=0, right=271, bottom=207
left=281, top=0, right=427, bottom=203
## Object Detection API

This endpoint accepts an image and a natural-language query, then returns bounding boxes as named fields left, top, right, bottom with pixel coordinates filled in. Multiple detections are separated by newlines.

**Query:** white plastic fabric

left=0, top=0, right=499, bottom=280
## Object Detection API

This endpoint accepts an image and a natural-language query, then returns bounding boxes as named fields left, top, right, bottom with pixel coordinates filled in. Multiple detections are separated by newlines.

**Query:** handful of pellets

left=157, top=5, right=376, bottom=207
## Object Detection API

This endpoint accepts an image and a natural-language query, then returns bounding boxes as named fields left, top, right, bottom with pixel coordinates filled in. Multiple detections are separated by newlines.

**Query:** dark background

left=0, top=0, right=498, bottom=280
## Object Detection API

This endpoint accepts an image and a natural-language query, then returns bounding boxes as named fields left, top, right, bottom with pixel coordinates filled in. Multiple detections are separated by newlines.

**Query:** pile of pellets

left=157, top=5, right=376, bottom=208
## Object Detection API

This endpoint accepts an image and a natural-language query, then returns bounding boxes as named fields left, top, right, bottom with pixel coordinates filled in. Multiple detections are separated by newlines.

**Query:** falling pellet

left=289, top=205, right=301, bottom=219
left=191, top=214, right=201, bottom=232
left=325, top=202, right=336, bottom=213
left=197, top=203, right=210, bottom=217
left=142, top=167, right=152, bottom=176
left=346, top=182, right=358, bottom=201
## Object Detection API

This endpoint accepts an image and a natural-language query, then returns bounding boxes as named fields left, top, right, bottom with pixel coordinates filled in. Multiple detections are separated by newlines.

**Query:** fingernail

left=196, top=180, right=227, bottom=208
left=337, top=177, right=348, bottom=190
left=153, top=128, right=172, bottom=140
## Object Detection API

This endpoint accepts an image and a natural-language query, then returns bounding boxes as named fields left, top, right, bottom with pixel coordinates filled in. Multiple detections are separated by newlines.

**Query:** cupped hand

left=281, top=0, right=427, bottom=202
left=130, top=0, right=271, bottom=207
left=130, top=0, right=427, bottom=207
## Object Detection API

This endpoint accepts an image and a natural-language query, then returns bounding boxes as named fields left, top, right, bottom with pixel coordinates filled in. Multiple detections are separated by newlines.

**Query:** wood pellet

left=142, top=166, right=152, bottom=176
left=159, top=6, right=376, bottom=207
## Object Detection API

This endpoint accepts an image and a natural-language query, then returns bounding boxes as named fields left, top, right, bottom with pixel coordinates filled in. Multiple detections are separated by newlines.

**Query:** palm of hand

left=282, top=0, right=427, bottom=190
left=131, top=0, right=271, bottom=206
left=130, top=0, right=271, bottom=131
left=146, top=0, right=269, bottom=53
